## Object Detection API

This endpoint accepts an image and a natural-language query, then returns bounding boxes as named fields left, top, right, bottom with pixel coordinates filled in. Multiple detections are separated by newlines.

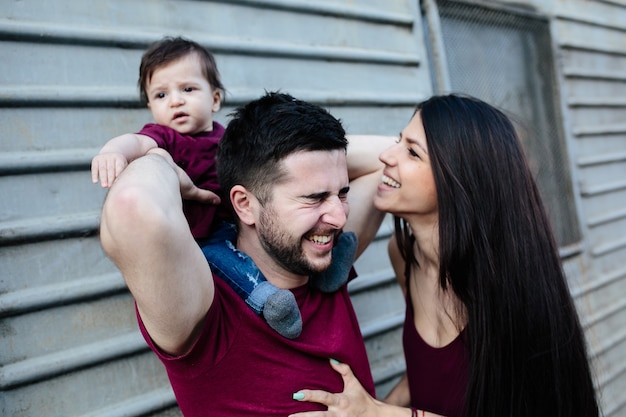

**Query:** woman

left=291, top=94, right=600, bottom=417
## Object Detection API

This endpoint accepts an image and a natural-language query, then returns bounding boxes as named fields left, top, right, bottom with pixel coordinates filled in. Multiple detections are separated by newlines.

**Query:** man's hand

left=146, top=148, right=221, bottom=205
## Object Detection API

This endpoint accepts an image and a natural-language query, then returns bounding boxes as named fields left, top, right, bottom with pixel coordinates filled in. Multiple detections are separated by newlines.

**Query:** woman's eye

left=409, top=148, right=419, bottom=158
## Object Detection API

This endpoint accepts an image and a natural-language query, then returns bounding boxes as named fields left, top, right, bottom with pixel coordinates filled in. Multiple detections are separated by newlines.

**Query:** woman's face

left=374, top=111, right=438, bottom=221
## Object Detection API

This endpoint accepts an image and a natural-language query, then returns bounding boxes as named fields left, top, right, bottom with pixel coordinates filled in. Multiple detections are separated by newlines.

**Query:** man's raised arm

left=344, top=135, right=395, bottom=258
left=99, top=153, right=214, bottom=355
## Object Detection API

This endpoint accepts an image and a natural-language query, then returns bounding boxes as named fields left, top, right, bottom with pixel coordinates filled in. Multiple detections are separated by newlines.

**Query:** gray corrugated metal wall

left=549, top=1, right=626, bottom=415
left=0, top=1, right=428, bottom=416
left=496, top=1, right=626, bottom=414
left=417, top=1, right=626, bottom=414
left=1, top=0, right=625, bottom=416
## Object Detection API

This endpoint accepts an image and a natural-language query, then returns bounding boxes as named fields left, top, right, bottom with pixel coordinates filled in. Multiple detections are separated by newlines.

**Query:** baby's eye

left=155, top=92, right=166, bottom=99
left=183, top=87, right=194, bottom=93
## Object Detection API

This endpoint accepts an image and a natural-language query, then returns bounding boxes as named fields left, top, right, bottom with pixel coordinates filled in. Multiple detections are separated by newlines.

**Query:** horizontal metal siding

left=554, top=0, right=626, bottom=415
left=0, top=0, right=429, bottom=415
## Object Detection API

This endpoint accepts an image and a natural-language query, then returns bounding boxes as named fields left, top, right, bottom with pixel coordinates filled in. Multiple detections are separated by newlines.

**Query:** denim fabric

left=201, top=222, right=277, bottom=315
left=202, top=221, right=356, bottom=316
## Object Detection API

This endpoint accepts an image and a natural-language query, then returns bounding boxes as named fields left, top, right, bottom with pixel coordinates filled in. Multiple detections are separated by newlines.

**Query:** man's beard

left=257, top=205, right=332, bottom=276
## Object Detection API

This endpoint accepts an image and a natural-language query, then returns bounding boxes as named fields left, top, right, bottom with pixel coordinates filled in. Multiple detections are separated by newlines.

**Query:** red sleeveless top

left=403, top=284, right=469, bottom=417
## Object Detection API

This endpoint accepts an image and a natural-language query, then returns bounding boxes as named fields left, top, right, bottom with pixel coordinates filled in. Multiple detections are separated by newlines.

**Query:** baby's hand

left=91, top=153, right=128, bottom=188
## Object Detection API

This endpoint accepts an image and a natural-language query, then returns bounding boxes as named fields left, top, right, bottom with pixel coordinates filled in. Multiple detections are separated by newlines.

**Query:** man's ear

left=230, top=185, right=257, bottom=226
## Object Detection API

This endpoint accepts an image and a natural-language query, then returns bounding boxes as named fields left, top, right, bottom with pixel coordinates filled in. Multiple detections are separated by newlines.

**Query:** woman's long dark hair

left=395, top=94, right=599, bottom=417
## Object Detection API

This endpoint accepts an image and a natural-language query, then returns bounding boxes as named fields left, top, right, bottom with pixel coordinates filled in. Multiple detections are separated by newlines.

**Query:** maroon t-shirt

left=138, top=122, right=230, bottom=239
left=137, top=275, right=375, bottom=416
left=403, top=289, right=469, bottom=417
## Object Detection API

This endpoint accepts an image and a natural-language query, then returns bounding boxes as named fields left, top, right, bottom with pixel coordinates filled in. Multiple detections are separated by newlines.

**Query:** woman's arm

left=388, top=234, right=408, bottom=296
left=384, top=373, right=412, bottom=407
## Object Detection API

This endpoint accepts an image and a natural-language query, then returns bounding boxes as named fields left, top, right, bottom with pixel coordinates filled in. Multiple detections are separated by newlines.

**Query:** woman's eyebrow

left=405, top=135, right=428, bottom=155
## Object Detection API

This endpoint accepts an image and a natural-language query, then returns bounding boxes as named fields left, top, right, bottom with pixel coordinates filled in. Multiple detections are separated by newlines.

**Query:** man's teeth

left=309, top=235, right=332, bottom=244
left=382, top=175, right=400, bottom=188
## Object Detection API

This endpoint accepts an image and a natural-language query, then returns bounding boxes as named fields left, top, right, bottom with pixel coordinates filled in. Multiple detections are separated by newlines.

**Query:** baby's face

left=146, top=53, right=221, bottom=135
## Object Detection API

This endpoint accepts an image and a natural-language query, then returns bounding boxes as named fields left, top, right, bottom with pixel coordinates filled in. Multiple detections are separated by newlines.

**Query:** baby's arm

left=91, top=133, right=158, bottom=187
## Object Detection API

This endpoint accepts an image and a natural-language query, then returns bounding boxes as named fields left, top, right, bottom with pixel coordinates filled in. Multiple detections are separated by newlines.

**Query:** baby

left=91, top=36, right=355, bottom=338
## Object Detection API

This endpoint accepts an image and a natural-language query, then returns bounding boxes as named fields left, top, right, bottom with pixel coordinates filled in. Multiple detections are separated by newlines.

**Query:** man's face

left=255, top=149, right=349, bottom=276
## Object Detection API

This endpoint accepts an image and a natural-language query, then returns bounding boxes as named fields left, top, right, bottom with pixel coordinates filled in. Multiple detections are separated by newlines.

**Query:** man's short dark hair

left=218, top=91, right=347, bottom=209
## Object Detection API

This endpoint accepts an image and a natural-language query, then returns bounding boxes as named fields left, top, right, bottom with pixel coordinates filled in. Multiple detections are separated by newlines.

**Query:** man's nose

left=322, top=196, right=348, bottom=229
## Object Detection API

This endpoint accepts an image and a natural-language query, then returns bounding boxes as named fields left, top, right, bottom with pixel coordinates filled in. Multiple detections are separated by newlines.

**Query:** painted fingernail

left=293, top=392, right=305, bottom=401
left=330, top=358, right=340, bottom=365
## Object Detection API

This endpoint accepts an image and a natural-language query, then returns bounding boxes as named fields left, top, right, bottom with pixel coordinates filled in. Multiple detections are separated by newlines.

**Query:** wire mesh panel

left=425, top=0, right=580, bottom=247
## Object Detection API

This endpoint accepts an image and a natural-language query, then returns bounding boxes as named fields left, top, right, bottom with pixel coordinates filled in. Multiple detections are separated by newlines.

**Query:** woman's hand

left=290, top=359, right=445, bottom=417
left=289, top=359, right=388, bottom=417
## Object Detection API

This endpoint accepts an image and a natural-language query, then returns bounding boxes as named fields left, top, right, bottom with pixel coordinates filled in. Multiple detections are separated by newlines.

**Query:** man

left=99, top=92, right=393, bottom=416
